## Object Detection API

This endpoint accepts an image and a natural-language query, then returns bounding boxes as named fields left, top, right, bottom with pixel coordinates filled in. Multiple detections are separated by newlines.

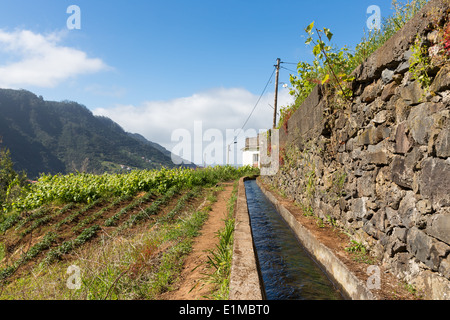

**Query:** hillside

left=0, top=89, right=191, bottom=178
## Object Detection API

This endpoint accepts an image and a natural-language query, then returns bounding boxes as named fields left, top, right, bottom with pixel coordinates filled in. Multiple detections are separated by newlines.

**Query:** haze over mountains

left=0, top=88, right=192, bottom=178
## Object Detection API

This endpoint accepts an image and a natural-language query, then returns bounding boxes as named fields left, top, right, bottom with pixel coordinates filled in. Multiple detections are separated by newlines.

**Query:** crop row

left=7, top=166, right=259, bottom=213
left=0, top=166, right=259, bottom=285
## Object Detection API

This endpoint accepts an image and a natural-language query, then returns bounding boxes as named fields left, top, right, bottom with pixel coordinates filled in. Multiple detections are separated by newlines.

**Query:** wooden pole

left=273, top=58, right=281, bottom=129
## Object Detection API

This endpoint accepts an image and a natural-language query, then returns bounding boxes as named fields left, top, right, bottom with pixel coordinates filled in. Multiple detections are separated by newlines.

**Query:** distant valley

left=0, top=88, right=193, bottom=178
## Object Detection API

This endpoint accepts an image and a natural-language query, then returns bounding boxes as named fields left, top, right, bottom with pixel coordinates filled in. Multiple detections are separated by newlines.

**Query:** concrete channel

left=229, top=176, right=376, bottom=300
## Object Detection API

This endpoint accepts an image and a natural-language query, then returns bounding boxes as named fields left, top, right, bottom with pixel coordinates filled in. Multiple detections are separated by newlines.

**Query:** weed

left=316, top=217, right=325, bottom=228
left=200, top=180, right=239, bottom=300
left=409, top=36, right=433, bottom=91
left=345, top=240, right=374, bottom=264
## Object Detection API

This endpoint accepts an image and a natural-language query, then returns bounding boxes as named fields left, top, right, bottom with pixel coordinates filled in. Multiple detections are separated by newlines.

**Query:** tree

left=0, top=146, right=28, bottom=211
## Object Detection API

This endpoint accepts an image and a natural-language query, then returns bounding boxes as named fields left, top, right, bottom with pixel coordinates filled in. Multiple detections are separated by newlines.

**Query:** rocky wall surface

left=262, top=0, right=450, bottom=299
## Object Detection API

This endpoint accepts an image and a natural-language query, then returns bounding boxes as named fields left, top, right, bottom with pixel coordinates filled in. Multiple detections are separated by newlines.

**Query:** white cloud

left=93, top=87, right=294, bottom=165
left=0, top=29, right=108, bottom=88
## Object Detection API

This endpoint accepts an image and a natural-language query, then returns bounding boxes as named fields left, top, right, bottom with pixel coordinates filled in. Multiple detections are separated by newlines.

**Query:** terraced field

left=0, top=166, right=257, bottom=299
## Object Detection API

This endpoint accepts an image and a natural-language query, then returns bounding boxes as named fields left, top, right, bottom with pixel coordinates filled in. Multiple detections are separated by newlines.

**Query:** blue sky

left=0, top=0, right=396, bottom=165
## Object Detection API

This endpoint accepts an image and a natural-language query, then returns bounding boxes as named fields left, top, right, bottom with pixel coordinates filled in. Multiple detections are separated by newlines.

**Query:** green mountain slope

left=0, top=89, right=188, bottom=178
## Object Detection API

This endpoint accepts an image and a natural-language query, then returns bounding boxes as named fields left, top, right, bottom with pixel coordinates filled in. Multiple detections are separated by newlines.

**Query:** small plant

left=305, top=167, right=316, bottom=203
left=329, top=170, right=347, bottom=200
left=345, top=240, right=367, bottom=254
left=279, top=0, right=430, bottom=129
left=302, top=204, right=314, bottom=217
left=304, top=22, right=355, bottom=102
left=443, top=23, right=450, bottom=55
left=409, top=36, right=433, bottom=91
left=345, top=240, right=374, bottom=264
left=200, top=180, right=239, bottom=300
left=316, top=217, right=325, bottom=228
left=325, top=215, right=338, bottom=228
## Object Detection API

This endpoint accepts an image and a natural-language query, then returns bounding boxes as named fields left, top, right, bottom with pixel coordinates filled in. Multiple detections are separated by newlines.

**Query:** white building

left=242, top=137, right=260, bottom=168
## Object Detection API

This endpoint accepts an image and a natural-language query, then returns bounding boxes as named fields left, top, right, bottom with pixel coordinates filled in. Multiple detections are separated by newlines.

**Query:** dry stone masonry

left=262, top=0, right=450, bottom=299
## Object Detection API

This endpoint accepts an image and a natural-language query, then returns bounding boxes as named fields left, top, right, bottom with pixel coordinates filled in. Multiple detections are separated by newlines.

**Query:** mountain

left=0, top=88, right=194, bottom=178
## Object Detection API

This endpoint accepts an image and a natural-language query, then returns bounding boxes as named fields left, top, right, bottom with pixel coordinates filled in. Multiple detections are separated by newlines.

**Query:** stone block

left=366, top=142, right=390, bottom=166
left=436, top=127, right=450, bottom=158
left=363, top=220, right=383, bottom=240
left=351, top=197, right=371, bottom=220
left=393, top=227, right=408, bottom=242
left=352, top=0, right=450, bottom=84
left=407, top=102, right=445, bottom=145
left=385, top=207, right=402, bottom=232
left=366, top=150, right=388, bottom=165
left=357, top=170, right=376, bottom=198
left=407, top=227, right=434, bottom=266
left=382, top=69, right=395, bottom=84
left=417, top=199, right=432, bottom=214
left=426, top=210, right=450, bottom=245
left=399, top=81, right=425, bottom=106
left=430, top=65, right=450, bottom=93
left=394, top=98, right=412, bottom=123
left=356, top=125, right=390, bottom=146
left=381, top=82, right=397, bottom=102
left=391, top=156, right=413, bottom=189
left=419, top=157, right=450, bottom=210
left=394, top=122, right=411, bottom=154
left=439, top=256, right=450, bottom=279
left=398, top=191, right=419, bottom=228
left=429, top=241, right=450, bottom=272
left=361, top=80, right=382, bottom=103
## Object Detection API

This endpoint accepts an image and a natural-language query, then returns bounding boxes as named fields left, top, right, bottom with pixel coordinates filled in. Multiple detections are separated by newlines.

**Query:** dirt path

left=162, top=182, right=234, bottom=300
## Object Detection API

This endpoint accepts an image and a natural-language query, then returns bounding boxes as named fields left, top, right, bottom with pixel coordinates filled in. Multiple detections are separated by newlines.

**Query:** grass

left=0, top=183, right=221, bottom=299
left=200, top=180, right=239, bottom=300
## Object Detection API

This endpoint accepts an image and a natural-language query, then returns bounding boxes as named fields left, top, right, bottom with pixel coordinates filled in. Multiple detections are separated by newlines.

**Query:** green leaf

left=323, top=28, right=333, bottom=41
left=313, top=44, right=321, bottom=56
left=305, top=21, right=315, bottom=34
left=322, top=74, right=330, bottom=84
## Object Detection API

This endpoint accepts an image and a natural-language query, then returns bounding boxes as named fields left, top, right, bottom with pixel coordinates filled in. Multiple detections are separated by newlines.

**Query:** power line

left=232, top=66, right=277, bottom=143
left=280, top=66, right=298, bottom=74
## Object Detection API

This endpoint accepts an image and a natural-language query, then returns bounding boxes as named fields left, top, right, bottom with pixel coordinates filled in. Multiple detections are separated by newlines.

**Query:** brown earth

left=161, top=182, right=234, bottom=300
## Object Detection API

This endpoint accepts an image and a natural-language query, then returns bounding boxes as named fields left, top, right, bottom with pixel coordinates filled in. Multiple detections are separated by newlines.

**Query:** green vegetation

left=279, top=0, right=430, bottom=129
left=201, top=180, right=239, bottom=300
left=410, top=36, right=433, bottom=91
left=345, top=240, right=374, bottom=265
left=0, top=147, right=28, bottom=214
left=3, top=165, right=253, bottom=214
left=0, top=165, right=258, bottom=299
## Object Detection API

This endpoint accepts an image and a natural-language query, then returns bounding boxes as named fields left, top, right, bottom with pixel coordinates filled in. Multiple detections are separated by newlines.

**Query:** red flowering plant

left=443, top=22, right=450, bottom=56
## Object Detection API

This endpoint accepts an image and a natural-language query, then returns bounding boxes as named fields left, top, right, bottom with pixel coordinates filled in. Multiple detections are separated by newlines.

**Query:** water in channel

left=244, top=179, right=344, bottom=300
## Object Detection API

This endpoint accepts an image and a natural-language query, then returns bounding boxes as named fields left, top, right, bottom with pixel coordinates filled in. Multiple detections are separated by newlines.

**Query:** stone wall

left=262, top=0, right=450, bottom=299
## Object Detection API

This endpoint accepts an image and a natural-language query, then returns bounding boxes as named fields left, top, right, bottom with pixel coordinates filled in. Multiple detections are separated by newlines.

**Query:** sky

left=0, top=0, right=396, bottom=166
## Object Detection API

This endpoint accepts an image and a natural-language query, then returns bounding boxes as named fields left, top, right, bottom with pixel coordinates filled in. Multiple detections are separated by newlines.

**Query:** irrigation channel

left=244, top=179, right=344, bottom=300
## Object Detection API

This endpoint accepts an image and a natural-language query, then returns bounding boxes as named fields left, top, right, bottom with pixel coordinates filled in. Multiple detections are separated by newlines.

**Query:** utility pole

left=273, top=58, right=281, bottom=129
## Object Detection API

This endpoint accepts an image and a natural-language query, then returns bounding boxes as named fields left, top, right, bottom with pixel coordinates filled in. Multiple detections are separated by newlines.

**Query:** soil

left=161, top=182, right=234, bottom=300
